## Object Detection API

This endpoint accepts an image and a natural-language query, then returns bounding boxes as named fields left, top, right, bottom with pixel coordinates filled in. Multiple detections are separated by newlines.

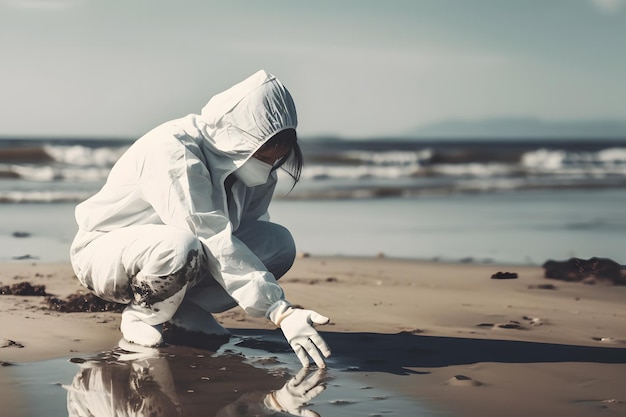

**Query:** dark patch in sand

left=491, top=271, right=518, bottom=280
left=0, top=281, right=48, bottom=296
left=1, top=339, right=25, bottom=348
left=495, top=321, right=527, bottom=330
left=45, top=292, right=126, bottom=313
left=543, top=257, right=626, bottom=285
left=528, top=283, right=557, bottom=290
left=476, top=321, right=527, bottom=330
left=1, top=281, right=126, bottom=313
left=446, top=374, right=483, bottom=387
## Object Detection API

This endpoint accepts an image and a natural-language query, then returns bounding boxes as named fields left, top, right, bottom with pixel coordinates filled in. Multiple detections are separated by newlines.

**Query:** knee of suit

left=130, top=232, right=205, bottom=307
left=141, top=229, right=205, bottom=281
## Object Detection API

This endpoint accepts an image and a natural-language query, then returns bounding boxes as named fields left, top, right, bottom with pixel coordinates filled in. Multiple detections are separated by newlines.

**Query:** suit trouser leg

left=71, top=225, right=205, bottom=325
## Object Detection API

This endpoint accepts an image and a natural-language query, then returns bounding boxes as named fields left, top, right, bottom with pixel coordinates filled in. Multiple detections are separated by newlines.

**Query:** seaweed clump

left=45, top=292, right=126, bottom=313
left=0, top=282, right=48, bottom=296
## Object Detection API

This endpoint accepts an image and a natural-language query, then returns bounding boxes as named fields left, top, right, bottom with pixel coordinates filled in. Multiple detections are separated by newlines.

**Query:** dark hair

left=261, top=128, right=303, bottom=187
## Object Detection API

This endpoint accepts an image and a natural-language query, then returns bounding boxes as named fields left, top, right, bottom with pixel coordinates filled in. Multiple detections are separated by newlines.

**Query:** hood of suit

left=197, top=70, right=298, bottom=169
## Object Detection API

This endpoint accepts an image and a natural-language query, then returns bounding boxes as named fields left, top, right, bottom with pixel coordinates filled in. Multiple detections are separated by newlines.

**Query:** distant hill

left=409, top=118, right=626, bottom=139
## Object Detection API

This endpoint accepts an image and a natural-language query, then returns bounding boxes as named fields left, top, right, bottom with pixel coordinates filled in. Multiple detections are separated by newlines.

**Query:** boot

left=121, top=306, right=164, bottom=347
left=121, top=285, right=187, bottom=347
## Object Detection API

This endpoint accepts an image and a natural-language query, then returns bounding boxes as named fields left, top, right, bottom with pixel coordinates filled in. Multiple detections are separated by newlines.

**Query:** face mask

left=234, top=157, right=273, bottom=187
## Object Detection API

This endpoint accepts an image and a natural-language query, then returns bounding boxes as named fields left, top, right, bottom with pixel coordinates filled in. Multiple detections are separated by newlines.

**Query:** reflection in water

left=218, top=368, right=325, bottom=417
left=66, top=356, right=181, bottom=417
left=63, top=342, right=326, bottom=417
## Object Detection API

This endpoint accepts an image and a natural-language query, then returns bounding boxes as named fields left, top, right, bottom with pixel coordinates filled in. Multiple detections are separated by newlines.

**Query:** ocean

left=1, top=137, right=625, bottom=265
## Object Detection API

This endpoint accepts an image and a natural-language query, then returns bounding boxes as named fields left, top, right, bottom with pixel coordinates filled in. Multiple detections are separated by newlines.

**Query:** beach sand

left=1, top=256, right=626, bottom=416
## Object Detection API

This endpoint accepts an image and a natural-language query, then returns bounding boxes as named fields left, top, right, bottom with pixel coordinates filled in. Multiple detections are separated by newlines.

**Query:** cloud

left=590, top=0, right=625, bottom=13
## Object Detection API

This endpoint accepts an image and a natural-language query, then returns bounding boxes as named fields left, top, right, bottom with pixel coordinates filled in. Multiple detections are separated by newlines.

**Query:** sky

left=1, top=0, right=625, bottom=139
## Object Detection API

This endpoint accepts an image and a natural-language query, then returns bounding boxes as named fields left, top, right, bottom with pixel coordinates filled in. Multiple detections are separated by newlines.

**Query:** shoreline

left=1, top=256, right=626, bottom=417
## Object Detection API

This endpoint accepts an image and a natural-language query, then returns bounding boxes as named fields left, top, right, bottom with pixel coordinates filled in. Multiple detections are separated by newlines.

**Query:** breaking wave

left=1, top=138, right=626, bottom=202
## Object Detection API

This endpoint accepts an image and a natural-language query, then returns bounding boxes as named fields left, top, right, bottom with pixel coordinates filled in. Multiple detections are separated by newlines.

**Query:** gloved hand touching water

left=270, top=304, right=332, bottom=368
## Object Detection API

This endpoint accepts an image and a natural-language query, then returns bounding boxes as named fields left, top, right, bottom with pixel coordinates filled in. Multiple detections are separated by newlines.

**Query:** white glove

left=278, top=307, right=332, bottom=368
left=264, top=367, right=326, bottom=417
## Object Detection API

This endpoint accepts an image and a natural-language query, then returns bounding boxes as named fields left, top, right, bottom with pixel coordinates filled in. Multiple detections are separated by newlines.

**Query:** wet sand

left=1, top=256, right=626, bottom=417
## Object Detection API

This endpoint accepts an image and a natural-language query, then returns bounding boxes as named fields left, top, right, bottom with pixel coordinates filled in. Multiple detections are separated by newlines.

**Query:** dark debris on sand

left=0, top=281, right=48, bottom=296
left=1, top=280, right=126, bottom=312
left=1, top=339, right=25, bottom=348
left=491, top=271, right=518, bottom=280
left=45, top=292, right=126, bottom=313
left=543, top=257, right=626, bottom=285
left=528, top=283, right=557, bottom=290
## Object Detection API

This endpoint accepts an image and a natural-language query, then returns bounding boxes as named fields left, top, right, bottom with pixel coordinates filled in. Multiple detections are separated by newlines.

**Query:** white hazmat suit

left=70, top=70, right=331, bottom=367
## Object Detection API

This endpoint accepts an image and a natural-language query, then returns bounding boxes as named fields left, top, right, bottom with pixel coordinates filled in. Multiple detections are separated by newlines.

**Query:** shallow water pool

left=5, top=333, right=450, bottom=417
